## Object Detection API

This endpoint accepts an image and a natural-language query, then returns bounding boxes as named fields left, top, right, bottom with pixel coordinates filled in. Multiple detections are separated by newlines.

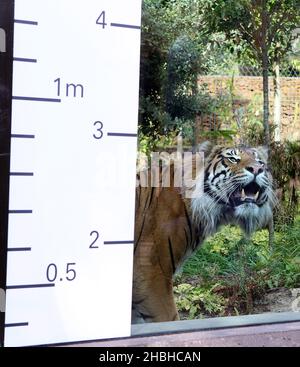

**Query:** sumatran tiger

left=132, top=142, right=276, bottom=323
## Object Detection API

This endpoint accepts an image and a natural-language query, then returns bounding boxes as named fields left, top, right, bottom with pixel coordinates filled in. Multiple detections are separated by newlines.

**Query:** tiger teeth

left=240, top=189, right=259, bottom=201
left=241, top=188, right=246, bottom=199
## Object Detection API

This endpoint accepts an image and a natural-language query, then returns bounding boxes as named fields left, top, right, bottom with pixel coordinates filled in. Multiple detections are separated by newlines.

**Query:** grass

left=174, top=216, right=300, bottom=319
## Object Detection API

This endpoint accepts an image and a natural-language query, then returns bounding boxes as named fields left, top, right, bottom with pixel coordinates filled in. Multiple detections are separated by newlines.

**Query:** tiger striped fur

left=132, top=143, right=276, bottom=323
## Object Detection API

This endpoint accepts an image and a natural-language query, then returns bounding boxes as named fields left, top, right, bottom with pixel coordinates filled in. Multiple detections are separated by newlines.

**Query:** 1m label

left=54, top=77, right=84, bottom=98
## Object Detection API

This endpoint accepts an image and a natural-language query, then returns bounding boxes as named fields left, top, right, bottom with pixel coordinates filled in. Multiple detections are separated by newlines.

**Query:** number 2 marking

left=90, top=231, right=100, bottom=248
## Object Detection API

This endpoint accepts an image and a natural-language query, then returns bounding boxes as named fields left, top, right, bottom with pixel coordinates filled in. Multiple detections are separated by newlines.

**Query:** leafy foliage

left=174, top=283, right=226, bottom=319
left=166, top=36, right=201, bottom=121
left=139, top=0, right=237, bottom=145
left=140, top=0, right=205, bottom=137
left=236, top=94, right=265, bottom=145
left=203, top=0, right=300, bottom=65
left=270, top=140, right=300, bottom=225
left=203, top=0, right=300, bottom=146
left=175, top=219, right=300, bottom=318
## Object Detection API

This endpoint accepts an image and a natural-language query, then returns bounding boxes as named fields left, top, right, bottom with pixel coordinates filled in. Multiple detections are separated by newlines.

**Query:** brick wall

left=198, top=75, right=300, bottom=141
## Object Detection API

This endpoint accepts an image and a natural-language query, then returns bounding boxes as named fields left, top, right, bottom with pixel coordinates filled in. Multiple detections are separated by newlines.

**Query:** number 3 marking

left=93, top=121, right=103, bottom=139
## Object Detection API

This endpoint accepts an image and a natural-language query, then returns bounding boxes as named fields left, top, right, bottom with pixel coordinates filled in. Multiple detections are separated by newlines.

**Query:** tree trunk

left=192, top=77, right=198, bottom=152
left=273, top=63, right=281, bottom=142
left=261, top=1, right=274, bottom=248
left=262, top=54, right=271, bottom=148
left=262, top=57, right=275, bottom=247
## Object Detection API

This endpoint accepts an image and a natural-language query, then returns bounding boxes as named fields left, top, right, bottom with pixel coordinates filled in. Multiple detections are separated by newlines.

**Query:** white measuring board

left=4, top=0, right=141, bottom=347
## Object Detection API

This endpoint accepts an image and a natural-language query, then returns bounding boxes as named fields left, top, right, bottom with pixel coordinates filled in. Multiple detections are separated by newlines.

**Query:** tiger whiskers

left=192, top=180, right=240, bottom=238
left=192, top=175, right=275, bottom=238
left=203, top=181, right=240, bottom=213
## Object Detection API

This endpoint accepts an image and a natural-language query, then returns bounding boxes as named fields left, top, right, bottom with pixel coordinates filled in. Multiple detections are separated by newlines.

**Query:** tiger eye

left=227, top=157, right=240, bottom=164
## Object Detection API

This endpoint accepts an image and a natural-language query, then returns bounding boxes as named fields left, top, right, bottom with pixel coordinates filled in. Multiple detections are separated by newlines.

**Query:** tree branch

left=268, top=8, right=295, bottom=45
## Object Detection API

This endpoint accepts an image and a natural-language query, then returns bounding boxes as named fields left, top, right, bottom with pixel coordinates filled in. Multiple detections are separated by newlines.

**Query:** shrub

left=176, top=218, right=300, bottom=318
left=174, top=283, right=226, bottom=319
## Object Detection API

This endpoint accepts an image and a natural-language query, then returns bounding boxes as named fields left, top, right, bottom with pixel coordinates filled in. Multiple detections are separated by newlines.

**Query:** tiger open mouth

left=230, top=182, right=261, bottom=206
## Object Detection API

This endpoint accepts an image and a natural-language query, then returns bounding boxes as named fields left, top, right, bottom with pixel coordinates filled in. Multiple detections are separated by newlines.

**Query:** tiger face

left=192, top=145, right=276, bottom=236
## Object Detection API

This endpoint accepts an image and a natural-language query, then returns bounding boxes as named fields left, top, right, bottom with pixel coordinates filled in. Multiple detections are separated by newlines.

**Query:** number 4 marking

left=96, top=11, right=107, bottom=29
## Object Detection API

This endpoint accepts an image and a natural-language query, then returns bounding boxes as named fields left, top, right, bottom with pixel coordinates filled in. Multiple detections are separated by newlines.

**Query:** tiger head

left=192, top=144, right=276, bottom=236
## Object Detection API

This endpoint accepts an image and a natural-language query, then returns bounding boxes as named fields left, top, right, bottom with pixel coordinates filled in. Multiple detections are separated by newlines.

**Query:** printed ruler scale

left=1, top=0, right=141, bottom=347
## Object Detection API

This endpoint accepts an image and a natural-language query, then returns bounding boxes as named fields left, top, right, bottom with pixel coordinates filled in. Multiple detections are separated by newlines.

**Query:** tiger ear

left=198, top=141, right=226, bottom=162
left=197, top=141, right=213, bottom=156
left=256, top=145, right=269, bottom=161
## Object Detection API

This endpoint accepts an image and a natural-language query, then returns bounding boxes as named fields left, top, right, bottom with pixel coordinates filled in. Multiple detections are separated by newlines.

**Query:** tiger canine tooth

left=241, top=188, right=246, bottom=199
left=254, top=191, right=259, bottom=200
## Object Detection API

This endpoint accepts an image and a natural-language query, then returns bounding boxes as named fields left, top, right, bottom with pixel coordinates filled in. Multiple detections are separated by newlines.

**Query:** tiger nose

left=245, top=164, right=264, bottom=175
